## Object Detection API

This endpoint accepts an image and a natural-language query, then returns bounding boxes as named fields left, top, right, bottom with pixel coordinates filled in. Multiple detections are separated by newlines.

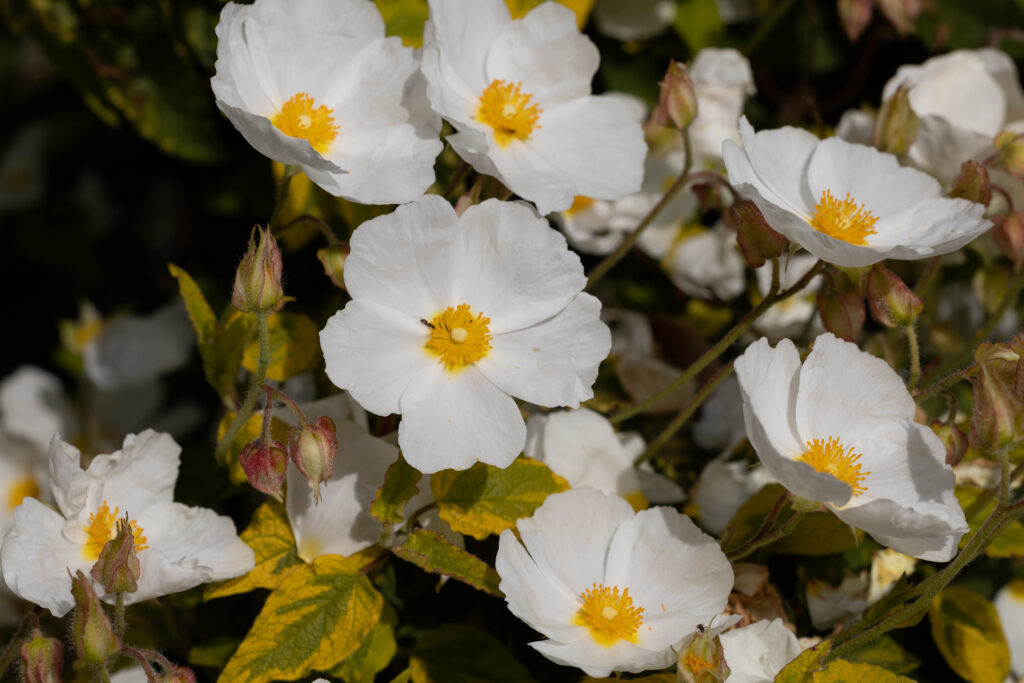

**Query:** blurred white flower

left=995, top=579, right=1024, bottom=679
left=604, top=309, right=690, bottom=415
left=688, top=48, right=756, bottom=167
left=806, top=572, right=869, bottom=631
left=420, top=0, right=646, bottom=214
left=593, top=0, right=676, bottom=41
left=660, top=223, right=746, bottom=300
left=690, top=457, right=775, bottom=535
left=496, top=487, right=733, bottom=677
left=720, top=618, right=802, bottom=682
left=693, top=375, right=745, bottom=452
left=734, top=333, right=968, bottom=560
left=211, top=0, right=442, bottom=203
left=868, top=548, right=916, bottom=604
left=752, top=253, right=823, bottom=340
left=320, top=196, right=610, bottom=473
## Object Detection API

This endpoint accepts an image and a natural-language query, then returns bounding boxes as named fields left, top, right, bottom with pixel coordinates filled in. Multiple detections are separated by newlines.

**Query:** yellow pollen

left=809, top=189, right=878, bottom=246
left=476, top=79, right=541, bottom=148
left=572, top=583, right=645, bottom=647
left=271, top=93, right=338, bottom=155
left=82, top=502, right=148, bottom=562
left=6, top=475, right=39, bottom=512
left=682, top=651, right=714, bottom=675
left=424, top=304, right=492, bottom=372
left=798, top=436, right=870, bottom=497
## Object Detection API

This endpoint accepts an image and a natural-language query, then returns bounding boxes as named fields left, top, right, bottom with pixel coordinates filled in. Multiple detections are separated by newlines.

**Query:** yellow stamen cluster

left=809, top=189, right=878, bottom=246
left=798, top=436, right=870, bottom=497
left=476, top=79, right=542, bottom=147
left=83, top=502, right=148, bottom=561
left=682, top=651, right=714, bottom=675
left=572, top=583, right=645, bottom=647
left=424, top=304, right=492, bottom=372
left=271, top=92, right=338, bottom=154
left=6, top=476, right=39, bottom=512
left=565, top=195, right=595, bottom=216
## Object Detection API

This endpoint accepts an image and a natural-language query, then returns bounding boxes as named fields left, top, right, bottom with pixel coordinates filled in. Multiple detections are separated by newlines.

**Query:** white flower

left=720, top=618, right=802, bottom=683
left=693, top=375, right=745, bottom=452
left=0, top=365, right=75, bottom=456
left=1, top=430, right=255, bottom=616
left=868, top=548, right=916, bottom=604
left=524, top=408, right=684, bottom=509
left=320, top=196, right=611, bottom=473
left=661, top=223, right=746, bottom=300
left=420, top=0, right=646, bottom=214
left=211, top=0, right=442, bottom=204
left=734, top=333, right=968, bottom=561
left=688, top=48, right=756, bottom=167
left=995, top=579, right=1024, bottom=679
left=604, top=309, right=691, bottom=415
left=593, top=0, right=676, bottom=41
left=691, top=457, right=775, bottom=536
left=752, top=253, right=823, bottom=340
left=495, top=487, right=733, bottom=677
left=723, top=117, right=991, bottom=267
left=806, top=573, right=868, bottom=631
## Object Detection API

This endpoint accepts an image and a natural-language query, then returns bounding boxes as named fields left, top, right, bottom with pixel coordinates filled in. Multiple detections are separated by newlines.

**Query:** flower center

left=271, top=93, right=338, bottom=155
left=424, top=304, right=492, bottom=372
left=798, top=436, right=870, bottom=497
left=682, top=651, right=714, bottom=675
left=572, top=582, right=645, bottom=647
left=6, top=475, right=39, bottom=512
left=809, top=189, right=878, bottom=246
left=82, top=501, right=148, bottom=561
left=476, top=79, right=541, bottom=148
left=564, top=196, right=595, bottom=216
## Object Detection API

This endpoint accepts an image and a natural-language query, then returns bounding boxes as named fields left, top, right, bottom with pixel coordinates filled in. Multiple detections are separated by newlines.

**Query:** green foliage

left=409, top=625, right=533, bottom=683
left=371, top=455, right=423, bottom=525
left=843, top=636, right=920, bottom=675
left=929, top=585, right=1011, bottom=683
left=810, top=660, right=913, bottom=682
left=672, top=0, right=725, bottom=52
left=955, top=486, right=1024, bottom=558
left=205, top=501, right=301, bottom=600
left=332, top=604, right=399, bottom=683
left=393, top=529, right=503, bottom=597
left=775, top=639, right=833, bottom=682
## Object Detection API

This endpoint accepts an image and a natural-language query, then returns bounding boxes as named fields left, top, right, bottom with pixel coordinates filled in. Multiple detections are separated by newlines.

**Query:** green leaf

left=810, top=660, right=913, bottom=682
left=371, top=455, right=422, bottom=525
left=167, top=263, right=217, bottom=345
left=242, top=311, right=321, bottom=382
left=219, top=555, right=383, bottom=683
left=409, top=624, right=533, bottom=683
left=843, top=636, right=920, bottom=675
left=955, top=485, right=1024, bottom=558
left=775, top=639, right=832, bottom=682
left=205, top=501, right=302, bottom=600
left=331, top=604, right=398, bottom=683
left=431, top=456, right=568, bottom=540
left=930, top=585, right=1010, bottom=683
left=672, top=0, right=725, bottom=52
left=188, top=638, right=239, bottom=669
left=393, top=529, right=503, bottom=597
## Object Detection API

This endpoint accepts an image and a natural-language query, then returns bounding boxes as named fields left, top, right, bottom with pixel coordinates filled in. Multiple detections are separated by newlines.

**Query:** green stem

left=1000, top=446, right=1013, bottom=504
left=214, top=311, right=272, bottom=462
left=114, top=591, right=126, bottom=639
left=726, top=493, right=805, bottom=562
left=914, top=365, right=975, bottom=401
left=905, top=324, right=921, bottom=392
left=98, top=665, right=112, bottom=683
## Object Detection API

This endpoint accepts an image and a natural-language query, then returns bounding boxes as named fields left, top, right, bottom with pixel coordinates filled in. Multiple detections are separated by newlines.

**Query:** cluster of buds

left=232, top=225, right=284, bottom=313
left=654, top=60, right=698, bottom=131
left=969, top=335, right=1024, bottom=452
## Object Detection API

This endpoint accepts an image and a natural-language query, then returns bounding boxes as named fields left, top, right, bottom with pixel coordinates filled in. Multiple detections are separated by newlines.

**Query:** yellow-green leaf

left=843, top=635, right=920, bottom=675
left=371, top=455, right=422, bottom=525
left=505, top=0, right=594, bottom=27
left=331, top=604, right=398, bottom=683
left=431, top=457, right=568, bottom=540
left=955, top=485, right=1024, bottom=558
left=930, top=585, right=1010, bottom=683
left=393, top=529, right=502, bottom=597
left=205, top=501, right=302, bottom=600
left=242, top=312, right=321, bottom=382
left=775, top=639, right=832, bottom=682
left=375, top=0, right=429, bottom=48
left=219, top=555, right=383, bottom=683
left=409, top=624, right=532, bottom=683
left=188, top=638, right=239, bottom=669
left=168, top=263, right=217, bottom=344
left=810, top=660, right=913, bottom=682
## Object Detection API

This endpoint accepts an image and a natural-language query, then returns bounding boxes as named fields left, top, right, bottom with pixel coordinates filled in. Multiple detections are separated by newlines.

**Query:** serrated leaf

left=371, top=455, right=422, bottom=525
left=843, top=636, right=920, bottom=675
left=331, top=604, right=398, bottom=683
left=216, top=411, right=290, bottom=485
left=775, top=639, right=832, bottom=682
left=930, top=585, right=1010, bottom=683
left=810, top=660, right=913, bottom=682
left=955, top=485, right=1024, bottom=558
left=409, top=624, right=533, bottom=683
left=393, top=529, right=502, bottom=597
left=219, top=555, right=383, bottom=683
left=205, top=501, right=302, bottom=600
left=431, top=457, right=568, bottom=540
left=242, top=311, right=321, bottom=382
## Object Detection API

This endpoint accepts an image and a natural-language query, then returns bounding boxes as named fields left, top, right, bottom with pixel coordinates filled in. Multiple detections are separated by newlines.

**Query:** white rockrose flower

left=0, top=366, right=76, bottom=457
left=734, top=333, right=968, bottom=561
left=720, top=618, right=802, bottom=683
left=995, top=579, right=1024, bottom=679
left=495, top=487, right=733, bottom=677
left=523, top=408, right=684, bottom=510
left=806, top=573, right=869, bottom=630
left=690, top=458, right=775, bottom=536
left=319, top=196, right=611, bottom=473
left=211, top=0, right=442, bottom=204
left=1, top=431, right=255, bottom=617
left=420, top=0, right=646, bottom=214
left=723, top=117, right=991, bottom=267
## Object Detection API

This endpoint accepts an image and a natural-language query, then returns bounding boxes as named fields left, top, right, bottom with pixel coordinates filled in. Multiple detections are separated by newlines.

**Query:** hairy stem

left=214, top=311, right=271, bottom=462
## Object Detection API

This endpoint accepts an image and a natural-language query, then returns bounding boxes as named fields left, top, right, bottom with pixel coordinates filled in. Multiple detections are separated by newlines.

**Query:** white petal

left=83, top=304, right=193, bottom=391
left=594, top=0, right=676, bottom=41
left=730, top=117, right=818, bottom=214
left=424, top=0, right=509, bottom=95
left=81, top=430, right=180, bottom=522
left=720, top=619, right=802, bottom=683
left=47, top=436, right=89, bottom=519
left=0, top=365, right=75, bottom=454
left=531, top=636, right=665, bottom=678
left=869, top=198, right=990, bottom=256
left=995, top=582, right=1024, bottom=678
left=214, top=100, right=343, bottom=172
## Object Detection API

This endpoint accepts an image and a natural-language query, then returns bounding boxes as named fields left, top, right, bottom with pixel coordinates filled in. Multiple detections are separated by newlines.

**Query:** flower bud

left=70, top=570, right=118, bottom=667
left=865, top=264, right=922, bottom=328
left=838, top=0, right=873, bottom=40
left=316, top=244, right=350, bottom=290
left=724, top=200, right=786, bottom=268
left=232, top=226, right=284, bottom=313
left=90, top=514, right=140, bottom=594
left=288, top=416, right=338, bottom=502
left=240, top=438, right=288, bottom=502
left=934, top=422, right=969, bottom=467
left=655, top=60, right=698, bottom=131
left=156, top=663, right=198, bottom=682
left=20, top=629, right=64, bottom=683
left=817, top=290, right=865, bottom=342
left=949, top=160, right=991, bottom=207
left=993, top=212, right=1024, bottom=267
left=996, top=131, right=1024, bottom=178
left=874, top=84, right=919, bottom=156
left=969, top=337, right=1024, bottom=452
left=676, top=626, right=729, bottom=683
left=876, top=0, right=923, bottom=34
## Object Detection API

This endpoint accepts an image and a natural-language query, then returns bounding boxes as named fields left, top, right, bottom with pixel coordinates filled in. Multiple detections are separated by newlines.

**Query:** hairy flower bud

left=676, top=626, right=729, bottom=683
left=949, top=160, right=991, bottom=207
left=874, top=84, right=919, bottom=156
left=969, top=337, right=1024, bottom=452
left=838, top=0, right=873, bottom=40
left=239, top=438, right=288, bottom=502
left=288, top=416, right=338, bottom=502
left=316, top=244, right=350, bottom=290
left=90, top=514, right=140, bottom=594
left=20, top=629, right=64, bottom=683
left=70, top=570, right=118, bottom=667
left=865, top=264, right=922, bottom=328
left=817, top=290, right=865, bottom=341
left=993, top=212, right=1024, bottom=267
left=156, top=663, right=198, bottom=682
left=724, top=200, right=787, bottom=268
left=996, top=131, right=1024, bottom=178
left=232, top=226, right=284, bottom=313
left=934, top=422, right=969, bottom=467
left=655, top=60, right=698, bottom=131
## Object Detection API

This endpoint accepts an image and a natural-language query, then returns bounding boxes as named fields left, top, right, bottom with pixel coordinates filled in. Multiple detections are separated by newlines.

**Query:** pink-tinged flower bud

left=70, top=570, right=119, bottom=667
left=933, top=422, right=969, bottom=467
left=993, top=212, right=1024, bottom=267
left=90, top=515, right=140, bottom=594
left=676, top=626, right=729, bottom=683
left=724, top=200, right=787, bottom=268
left=996, top=131, right=1024, bottom=178
left=817, top=290, right=865, bottom=342
left=288, top=416, right=338, bottom=502
left=865, top=264, right=922, bottom=328
left=949, top=160, right=991, bottom=207
left=239, top=438, right=288, bottom=502
left=876, top=0, right=923, bottom=34
left=232, top=226, right=284, bottom=313
left=969, top=337, right=1024, bottom=452
left=156, top=663, right=198, bottom=682
left=20, top=629, right=64, bottom=683
left=316, top=244, right=350, bottom=290
left=838, top=0, right=873, bottom=40
left=655, top=60, right=698, bottom=131
left=874, top=84, right=919, bottom=156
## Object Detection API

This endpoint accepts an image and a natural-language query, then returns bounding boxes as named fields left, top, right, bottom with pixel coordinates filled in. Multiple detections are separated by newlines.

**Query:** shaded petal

left=82, top=430, right=180, bottom=521
left=423, top=0, right=509, bottom=95
left=869, top=198, right=990, bottom=254
left=731, top=117, right=818, bottom=213
left=214, top=100, right=342, bottom=172
left=531, top=636, right=665, bottom=678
